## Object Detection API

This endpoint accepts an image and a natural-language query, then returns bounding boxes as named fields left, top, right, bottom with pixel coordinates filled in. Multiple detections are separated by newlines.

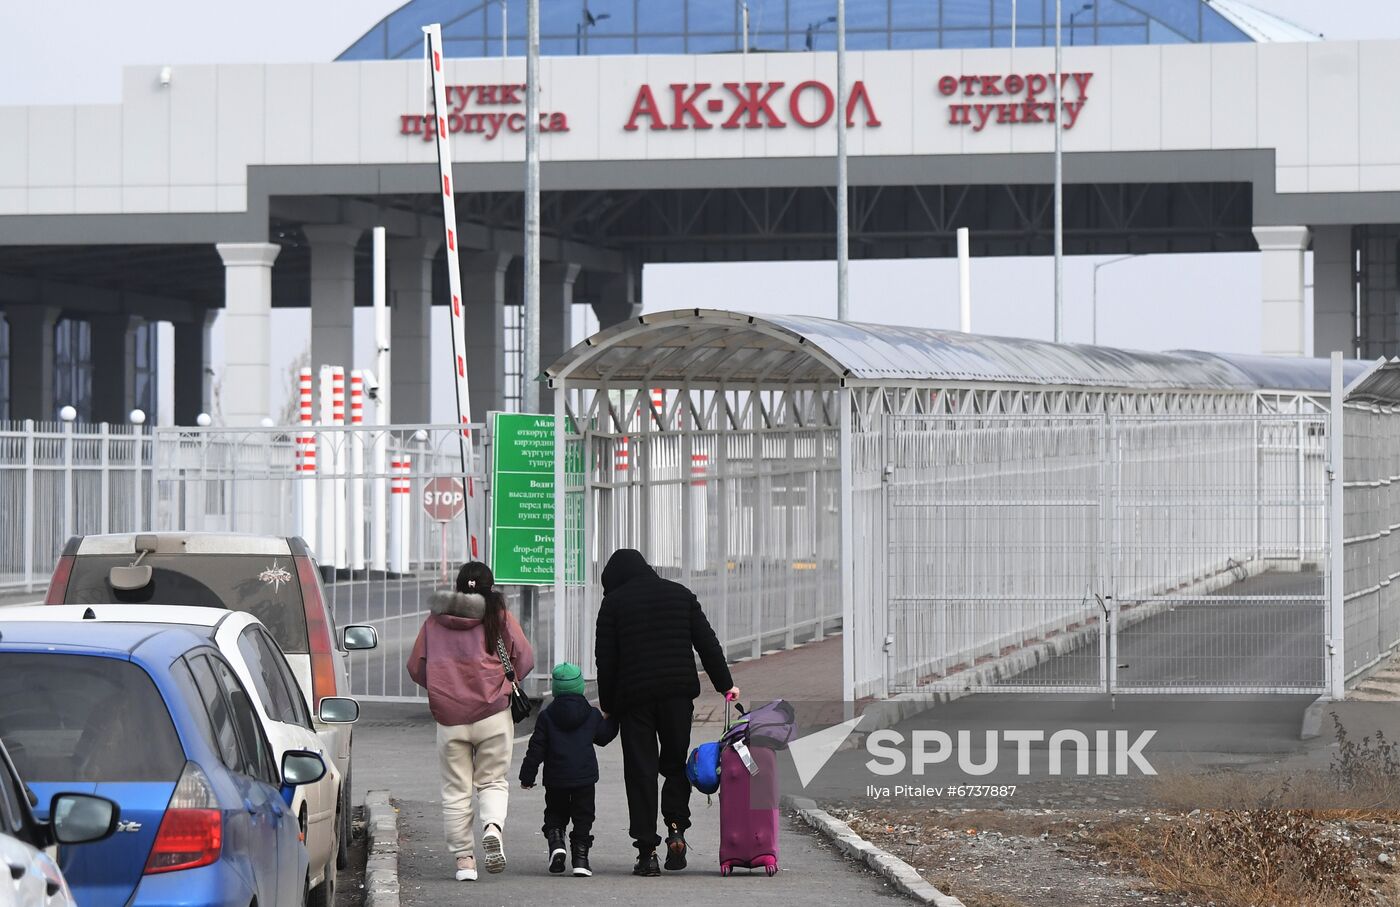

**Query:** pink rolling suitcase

left=717, top=719, right=780, bottom=876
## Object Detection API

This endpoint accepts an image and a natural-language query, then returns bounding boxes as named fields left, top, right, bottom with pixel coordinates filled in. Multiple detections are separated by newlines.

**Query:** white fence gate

left=884, top=411, right=1331, bottom=695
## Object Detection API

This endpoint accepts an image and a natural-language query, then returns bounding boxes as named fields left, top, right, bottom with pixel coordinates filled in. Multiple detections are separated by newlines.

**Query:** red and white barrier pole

left=652, top=387, right=665, bottom=428
left=349, top=370, right=366, bottom=572
left=423, top=24, right=481, bottom=564
left=317, top=365, right=336, bottom=566
left=296, top=367, right=317, bottom=545
left=389, top=455, right=412, bottom=573
left=331, top=367, right=348, bottom=571
left=690, top=451, right=708, bottom=566
left=615, top=435, right=629, bottom=475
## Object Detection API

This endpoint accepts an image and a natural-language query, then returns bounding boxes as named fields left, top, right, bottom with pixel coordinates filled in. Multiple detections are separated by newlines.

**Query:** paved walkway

left=351, top=635, right=906, bottom=906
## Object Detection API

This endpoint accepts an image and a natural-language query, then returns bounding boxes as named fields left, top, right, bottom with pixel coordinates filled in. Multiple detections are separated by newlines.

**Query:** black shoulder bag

left=496, top=637, right=533, bottom=724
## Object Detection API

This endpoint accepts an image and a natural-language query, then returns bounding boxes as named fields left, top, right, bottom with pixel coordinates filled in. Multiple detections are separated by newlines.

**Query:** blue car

left=0, top=619, right=326, bottom=907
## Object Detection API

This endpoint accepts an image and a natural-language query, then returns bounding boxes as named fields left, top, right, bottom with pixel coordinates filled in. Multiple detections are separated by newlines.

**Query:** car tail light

left=145, top=762, right=222, bottom=875
left=45, top=555, right=74, bottom=604
left=295, top=556, right=337, bottom=707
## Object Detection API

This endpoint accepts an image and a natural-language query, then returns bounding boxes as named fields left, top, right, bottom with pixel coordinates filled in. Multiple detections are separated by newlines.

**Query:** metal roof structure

left=341, top=0, right=1309, bottom=62
left=546, top=309, right=1373, bottom=393
left=1344, top=357, right=1400, bottom=405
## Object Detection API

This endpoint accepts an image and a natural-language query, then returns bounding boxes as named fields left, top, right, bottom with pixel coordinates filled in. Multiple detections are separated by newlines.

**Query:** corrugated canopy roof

left=1344, top=358, right=1400, bottom=405
left=546, top=309, right=1374, bottom=393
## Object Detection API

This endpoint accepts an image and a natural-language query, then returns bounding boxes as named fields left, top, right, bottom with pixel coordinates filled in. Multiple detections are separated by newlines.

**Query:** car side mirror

left=50, top=793, right=120, bottom=845
left=280, top=750, right=326, bottom=787
left=317, top=697, right=360, bottom=724
left=343, top=625, right=378, bottom=651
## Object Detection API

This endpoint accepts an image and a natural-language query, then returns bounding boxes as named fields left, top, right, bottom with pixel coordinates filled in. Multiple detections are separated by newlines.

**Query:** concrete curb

left=784, top=796, right=965, bottom=907
left=364, top=790, right=400, bottom=907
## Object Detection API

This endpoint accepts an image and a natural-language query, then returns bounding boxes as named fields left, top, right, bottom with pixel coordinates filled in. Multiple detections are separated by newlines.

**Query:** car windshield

left=64, top=554, right=310, bottom=653
left=0, top=654, right=185, bottom=783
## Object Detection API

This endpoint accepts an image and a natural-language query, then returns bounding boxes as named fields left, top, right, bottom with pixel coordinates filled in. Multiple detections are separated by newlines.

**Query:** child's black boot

left=545, top=826, right=567, bottom=873
left=571, top=835, right=593, bottom=877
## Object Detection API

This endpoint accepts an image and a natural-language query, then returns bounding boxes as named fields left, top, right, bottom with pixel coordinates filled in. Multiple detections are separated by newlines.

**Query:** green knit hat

left=551, top=662, right=585, bottom=697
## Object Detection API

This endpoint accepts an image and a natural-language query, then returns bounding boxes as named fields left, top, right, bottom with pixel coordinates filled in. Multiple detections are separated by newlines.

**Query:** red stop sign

left=422, top=477, right=466, bottom=522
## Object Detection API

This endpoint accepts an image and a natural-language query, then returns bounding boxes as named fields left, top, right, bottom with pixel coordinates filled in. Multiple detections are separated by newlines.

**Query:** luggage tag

left=732, top=740, right=759, bottom=776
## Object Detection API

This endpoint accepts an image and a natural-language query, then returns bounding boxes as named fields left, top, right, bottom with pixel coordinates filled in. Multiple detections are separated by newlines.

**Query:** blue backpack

left=685, top=741, right=723, bottom=794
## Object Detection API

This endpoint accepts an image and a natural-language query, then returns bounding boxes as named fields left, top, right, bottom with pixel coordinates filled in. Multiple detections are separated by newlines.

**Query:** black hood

left=601, top=548, right=655, bottom=594
left=548, top=693, right=594, bottom=731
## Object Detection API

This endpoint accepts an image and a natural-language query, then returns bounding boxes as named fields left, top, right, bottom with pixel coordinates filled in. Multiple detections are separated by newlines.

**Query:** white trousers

left=436, top=707, right=514, bottom=857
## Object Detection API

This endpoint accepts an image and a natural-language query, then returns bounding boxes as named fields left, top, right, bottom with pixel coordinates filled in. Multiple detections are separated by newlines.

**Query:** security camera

left=360, top=370, right=381, bottom=401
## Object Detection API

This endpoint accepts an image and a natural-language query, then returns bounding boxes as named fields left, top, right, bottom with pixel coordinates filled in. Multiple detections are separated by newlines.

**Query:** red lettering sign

left=624, top=80, right=880, bottom=132
left=939, top=71, right=1093, bottom=132
left=399, top=83, right=570, bottom=141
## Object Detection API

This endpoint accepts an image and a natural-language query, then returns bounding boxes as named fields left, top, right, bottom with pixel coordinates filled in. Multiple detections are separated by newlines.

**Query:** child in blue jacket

left=520, top=662, right=619, bottom=876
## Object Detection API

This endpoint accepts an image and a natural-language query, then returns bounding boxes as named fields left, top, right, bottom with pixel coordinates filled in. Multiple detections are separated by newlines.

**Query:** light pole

left=804, top=15, right=835, bottom=51
left=1091, top=254, right=1135, bottom=346
left=1069, top=2, right=1093, bottom=46
left=741, top=0, right=750, bottom=54
left=498, top=0, right=508, bottom=57
left=524, top=0, right=540, bottom=413
left=576, top=5, right=610, bottom=54
left=835, top=0, right=848, bottom=322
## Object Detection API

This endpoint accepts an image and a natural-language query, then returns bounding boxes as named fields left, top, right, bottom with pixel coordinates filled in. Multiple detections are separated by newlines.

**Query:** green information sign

left=490, top=412, right=581, bottom=585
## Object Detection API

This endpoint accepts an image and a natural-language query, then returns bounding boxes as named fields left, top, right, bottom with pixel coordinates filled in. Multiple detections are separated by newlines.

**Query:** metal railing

left=0, top=420, right=152, bottom=593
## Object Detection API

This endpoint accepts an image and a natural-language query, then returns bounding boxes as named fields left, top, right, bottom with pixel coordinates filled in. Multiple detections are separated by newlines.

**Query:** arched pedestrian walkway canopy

left=544, top=309, right=1394, bottom=703
left=546, top=308, right=1370, bottom=396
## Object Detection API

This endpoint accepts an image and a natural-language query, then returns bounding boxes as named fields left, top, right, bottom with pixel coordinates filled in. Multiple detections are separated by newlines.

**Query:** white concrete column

left=1254, top=226, right=1311, bottom=358
left=304, top=225, right=362, bottom=376
left=387, top=237, right=440, bottom=425
left=216, top=242, right=280, bottom=426
left=1312, top=225, right=1355, bottom=359
left=461, top=251, right=511, bottom=421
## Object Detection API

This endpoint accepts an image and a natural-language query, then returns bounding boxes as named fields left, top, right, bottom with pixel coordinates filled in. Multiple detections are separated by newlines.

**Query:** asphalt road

left=350, top=702, right=908, bottom=906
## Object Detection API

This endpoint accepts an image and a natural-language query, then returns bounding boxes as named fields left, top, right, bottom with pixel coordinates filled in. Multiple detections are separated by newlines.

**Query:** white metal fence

left=1342, top=400, right=1400, bottom=681
left=880, top=411, right=1330, bottom=696
left=0, top=420, right=152, bottom=593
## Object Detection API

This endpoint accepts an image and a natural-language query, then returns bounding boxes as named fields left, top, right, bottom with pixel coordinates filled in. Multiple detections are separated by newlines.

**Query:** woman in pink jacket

left=408, top=561, right=534, bottom=881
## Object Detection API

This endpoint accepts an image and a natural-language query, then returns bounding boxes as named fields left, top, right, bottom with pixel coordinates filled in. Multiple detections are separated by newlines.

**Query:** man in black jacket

left=594, top=548, right=739, bottom=877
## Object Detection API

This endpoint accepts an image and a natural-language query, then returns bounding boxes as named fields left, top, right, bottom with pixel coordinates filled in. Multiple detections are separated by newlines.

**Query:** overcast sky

left=0, top=1, right=1392, bottom=421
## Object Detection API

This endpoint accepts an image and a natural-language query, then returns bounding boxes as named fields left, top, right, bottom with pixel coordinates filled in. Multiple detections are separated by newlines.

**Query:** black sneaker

left=571, top=838, right=593, bottom=877
left=663, top=824, right=688, bottom=871
left=632, top=849, right=661, bottom=877
left=545, top=827, right=566, bottom=874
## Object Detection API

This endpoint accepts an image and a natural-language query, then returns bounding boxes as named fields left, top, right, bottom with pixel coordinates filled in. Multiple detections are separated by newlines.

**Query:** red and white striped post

left=295, top=367, right=317, bottom=545
left=349, top=370, right=366, bottom=572
left=389, top=455, right=412, bottom=573
left=615, top=435, right=629, bottom=475
left=318, top=366, right=348, bottom=571
left=651, top=387, right=665, bottom=428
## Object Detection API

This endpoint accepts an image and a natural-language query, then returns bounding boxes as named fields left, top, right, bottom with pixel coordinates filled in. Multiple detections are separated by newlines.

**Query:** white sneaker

left=454, top=856, right=477, bottom=881
left=481, top=824, right=507, bottom=874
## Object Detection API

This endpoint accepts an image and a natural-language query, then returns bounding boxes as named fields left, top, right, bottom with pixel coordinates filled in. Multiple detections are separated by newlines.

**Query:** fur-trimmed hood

left=429, top=590, right=486, bottom=619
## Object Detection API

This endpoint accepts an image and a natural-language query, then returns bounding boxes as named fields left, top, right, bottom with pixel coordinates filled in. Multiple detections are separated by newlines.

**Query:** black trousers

left=620, top=696, right=694, bottom=850
left=542, top=784, right=596, bottom=844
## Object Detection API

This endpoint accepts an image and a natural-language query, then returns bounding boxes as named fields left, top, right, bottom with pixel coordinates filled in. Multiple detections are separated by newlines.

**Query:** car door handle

left=270, top=802, right=284, bottom=819
left=244, top=798, right=258, bottom=815
left=7, top=860, right=24, bottom=881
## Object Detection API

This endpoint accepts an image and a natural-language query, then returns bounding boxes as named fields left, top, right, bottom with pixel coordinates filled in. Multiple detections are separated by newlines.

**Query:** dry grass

left=1094, top=809, right=1395, bottom=907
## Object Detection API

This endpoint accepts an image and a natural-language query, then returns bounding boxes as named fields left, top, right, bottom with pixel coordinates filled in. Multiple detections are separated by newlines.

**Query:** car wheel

left=336, top=770, right=351, bottom=870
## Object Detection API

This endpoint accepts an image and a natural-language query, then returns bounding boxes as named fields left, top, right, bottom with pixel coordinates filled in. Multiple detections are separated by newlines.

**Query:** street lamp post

left=576, top=5, right=610, bottom=54
left=804, top=15, right=836, bottom=51
left=835, top=0, right=848, bottom=321
left=1069, top=2, right=1094, bottom=46
left=1052, top=2, right=1090, bottom=343
left=1091, top=254, right=1135, bottom=345
left=499, top=0, right=507, bottom=57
